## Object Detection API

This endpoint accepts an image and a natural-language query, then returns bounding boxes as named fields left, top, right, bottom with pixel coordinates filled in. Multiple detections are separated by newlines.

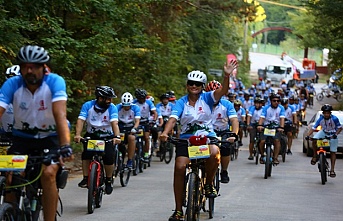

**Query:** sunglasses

left=272, top=100, right=280, bottom=103
left=187, top=80, right=203, bottom=87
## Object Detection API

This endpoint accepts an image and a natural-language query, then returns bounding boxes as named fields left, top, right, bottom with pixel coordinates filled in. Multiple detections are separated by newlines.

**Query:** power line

left=259, top=0, right=306, bottom=11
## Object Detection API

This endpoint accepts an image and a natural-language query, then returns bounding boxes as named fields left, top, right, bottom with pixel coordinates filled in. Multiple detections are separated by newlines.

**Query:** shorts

left=7, top=136, right=60, bottom=164
left=260, top=131, right=282, bottom=141
left=249, top=127, right=260, bottom=143
left=313, top=130, right=338, bottom=152
left=284, top=124, right=293, bottom=134
left=82, top=133, right=115, bottom=165
left=214, top=130, right=231, bottom=157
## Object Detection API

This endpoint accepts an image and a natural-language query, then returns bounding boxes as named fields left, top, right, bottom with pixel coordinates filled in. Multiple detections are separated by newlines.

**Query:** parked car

left=302, top=110, right=343, bottom=157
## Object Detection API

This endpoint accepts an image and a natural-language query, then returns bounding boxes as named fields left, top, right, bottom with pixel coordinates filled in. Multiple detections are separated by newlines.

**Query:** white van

left=265, top=63, right=295, bottom=87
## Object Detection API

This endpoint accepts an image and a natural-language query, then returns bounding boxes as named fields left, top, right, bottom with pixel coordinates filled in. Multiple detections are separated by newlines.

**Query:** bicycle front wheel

left=0, top=203, right=15, bottom=221
left=164, top=142, right=174, bottom=164
left=319, top=154, right=327, bottom=185
left=120, top=154, right=131, bottom=187
left=264, top=145, right=271, bottom=179
left=88, top=163, right=98, bottom=214
left=185, top=173, right=200, bottom=221
left=159, top=142, right=166, bottom=162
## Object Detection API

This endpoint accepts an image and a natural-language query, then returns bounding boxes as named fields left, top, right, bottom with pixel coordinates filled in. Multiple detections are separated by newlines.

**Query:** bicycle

left=81, top=138, right=115, bottom=214
left=117, top=131, right=132, bottom=187
left=253, top=130, right=261, bottom=165
left=307, top=137, right=331, bottom=185
left=159, top=117, right=175, bottom=164
left=0, top=149, right=67, bottom=220
left=169, top=136, right=230, bottom=220
left=133, top=127, right=145, bottom=176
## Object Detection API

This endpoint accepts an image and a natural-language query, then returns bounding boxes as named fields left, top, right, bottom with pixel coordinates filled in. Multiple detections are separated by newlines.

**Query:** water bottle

left=31, top=197, right=37, bottom=212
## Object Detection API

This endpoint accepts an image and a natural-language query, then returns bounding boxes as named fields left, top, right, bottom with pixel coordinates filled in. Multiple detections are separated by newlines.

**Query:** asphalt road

left=59, top=81, right=343, bottom=221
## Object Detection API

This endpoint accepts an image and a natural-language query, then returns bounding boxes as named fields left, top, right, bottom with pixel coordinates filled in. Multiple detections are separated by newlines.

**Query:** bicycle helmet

left=160, top=93, right=170, bottom=100
left=321, top=104, right=333, bottom=112
left=17, top=45, right=50, bottom=64
left=135, top=88, right=147, bottom=99
left=121, top=92, right=134, bottom=106
left=168, top=90, right=175, bottom=96
left=233, top=100, right=242, bottom=106
left=95, top=86, right=117, bottom=98
left=5, top=65, right=20, bottom=79
left=281, top=98, right=288, bottom=105
left=269, top=93, right=281, bottom=100
left=205, top=80, right=222, bottom=92
left=187, top=70, right=207, bottom=84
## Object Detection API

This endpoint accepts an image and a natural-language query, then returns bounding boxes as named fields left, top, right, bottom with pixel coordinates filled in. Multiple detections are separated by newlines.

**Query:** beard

left=24, top=73, right=43, bottom=85
left=97, top=100, right=110, bottom=109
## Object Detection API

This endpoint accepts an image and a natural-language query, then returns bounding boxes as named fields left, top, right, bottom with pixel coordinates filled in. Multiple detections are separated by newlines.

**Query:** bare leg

left=41, top=164, right=59, bottom=221
left=173, top=156, right=189, bottom=211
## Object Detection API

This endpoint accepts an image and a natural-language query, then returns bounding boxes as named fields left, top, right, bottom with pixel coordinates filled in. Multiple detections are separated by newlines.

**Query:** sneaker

left=78, top=178, right=88, bottom=188
left=105, top=178, right=113, bottom=194
left=141, top=156, right=150, bottom=163
left=287, top=149, right=292, bottom=155
left=127, top=159, right=133, bottom=169
left=168, top=210, right=184, bottom=221
left=248, top=156, right=254, bottom=160
left=220, top=170, right=230, bottom=184
left=204, top=184, right=217, bottom=198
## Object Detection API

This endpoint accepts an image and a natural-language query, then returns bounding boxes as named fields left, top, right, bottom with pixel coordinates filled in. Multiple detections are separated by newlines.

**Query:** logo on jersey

left=197, top=106, right=205, bottom=114
left=102, top=116, right=109, bottom=123
left=38, top=100, right=47, bottom=111
left=19, top=102, right=28, bottom=110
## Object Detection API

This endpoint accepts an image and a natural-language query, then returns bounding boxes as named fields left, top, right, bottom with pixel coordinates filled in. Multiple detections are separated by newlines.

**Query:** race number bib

left=188, top=145, right=210, bottom=159
left=317, top=139, right=330, bottom=147
left=0, top=155, right=28, bottom=171
left=87, top=140, right=106, bottom=151
left=264, top=128, right=276, bottom=136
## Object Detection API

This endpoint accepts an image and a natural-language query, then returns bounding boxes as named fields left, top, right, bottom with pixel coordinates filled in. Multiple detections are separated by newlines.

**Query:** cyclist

left=168, top=90, right=177, bottom=105
left=227, top=92, right=236, bottom=103
left=0, top=65, right=21, bottom=137
left=280, top=98, right=297, bottom=155
left=306, top=83, right=316, bottom=106
left=242, top=92, right=254, bottom=113
left=233, top=99, right=246, bottom=146
left=133, top=88, right=158, bottom=162
left=205, top=80, right=238, bottom=183
left=116, top=92, right=141, bottom=169
left=74, top=86, right=121, bottom=194
left=306, top=104, right=342, bottom=178
left=246, top=97, right=264, bottom=160
left=299, top=93, right=307, bottom=120
left=160, top=61, right=237, bottom=221
left=257, top=93, right=285, bottom=165
left=156, top=93, right=174, bottom=145
left=0, top=45, right=72, bottom=221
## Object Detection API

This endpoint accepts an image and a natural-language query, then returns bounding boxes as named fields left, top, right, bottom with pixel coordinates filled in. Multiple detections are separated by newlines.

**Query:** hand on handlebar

left=113, top=138, right=121, bottom=144
left=227, top=136, right=236, bottom=143
left=74, top=135, right=82, bottom=143
left=159, top=133, right=168, bottom=142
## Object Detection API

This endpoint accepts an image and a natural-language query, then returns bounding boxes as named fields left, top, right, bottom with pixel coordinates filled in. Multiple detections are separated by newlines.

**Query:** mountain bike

left=117, top=131, right=132, bottom=187
left=159, top=117, right=175, bottom=164
left=169, top=136, right=231, bottom=220
left=0, top=149, right=67, bottom=220
left=261, top=123, right=280, bottom=179
left=81, top=138, right=115, bottom=214
left=229, top=137, right=239, bottom=161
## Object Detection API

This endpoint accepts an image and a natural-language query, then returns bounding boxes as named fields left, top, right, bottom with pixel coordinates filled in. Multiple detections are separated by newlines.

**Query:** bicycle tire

left=120, top=154, right=131, bottom=187
left=254, top=145, right=259, bottom=165
left=264, top=145, right=271, bottom=179
left=95, top=166, right=104, bottom=208
left=133, top=151, right=138, bottom=176
left=138, top=143, right=144, bottom=173
left=336, top=93, right=343, bottom=102
left=185, top=173, right=200, bottom=221
left=214, top=168, right=220, bottom=193
left=0, top=203, right=15, bottom=221
left=316, top=93, right=324, bottom=101
left=159, top=142, right=166, bottom=162
left=319, top=153, right=326, bottom=185
left=88, top=163, right=98, bottom=214
left=281, top=136, right=287, bottom=163
left=164, top=142, right=174, bottom=164
left=230, top=144, right=235, bottom=162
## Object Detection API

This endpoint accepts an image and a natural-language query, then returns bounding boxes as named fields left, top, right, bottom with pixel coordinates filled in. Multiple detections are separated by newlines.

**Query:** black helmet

left=95, top=86, right=117, bottom=98
left=160, top=93, right=170, bottom=100
left=135, top=88, right=147, bottom=99
left=228, top=92, right=236, bottom=98
left=269, top=93, right=280, bottom=100
left=17, top=45, right=50, bottom=64
left=281, top=98, right=288, bottom=105
left=168, top=90, right=175, bottom=96
left=321, top=104, right=333, bottom=112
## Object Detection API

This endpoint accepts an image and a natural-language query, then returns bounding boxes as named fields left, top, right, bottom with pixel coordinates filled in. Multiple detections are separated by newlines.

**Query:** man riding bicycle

left=306, top=104, right=342, bottom=178
left=74, top=86, right=121, bottom=194
left=233, top=99, right=246, bottom=146
left=280, top=98, right=297, bottom=155
left=0, top=45, right=72, bottom=221
left=205, top=80, right=238, bottom=183
left=116, top=92, right=141, bottom=169
left=160, top=61, right=238, bottom=221
left=257, top=93, right=285, bottom=165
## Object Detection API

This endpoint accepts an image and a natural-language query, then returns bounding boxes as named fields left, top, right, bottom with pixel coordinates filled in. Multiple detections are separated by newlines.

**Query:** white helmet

left=187, top=70, right=207, bottom=84
left=5, top=65, right=20, bottom=79
left=121, top=92, right=134, bottom=106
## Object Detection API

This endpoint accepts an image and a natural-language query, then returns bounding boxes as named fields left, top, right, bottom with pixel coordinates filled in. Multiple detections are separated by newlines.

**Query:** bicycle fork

left=89, top=161, right=102, bottom=188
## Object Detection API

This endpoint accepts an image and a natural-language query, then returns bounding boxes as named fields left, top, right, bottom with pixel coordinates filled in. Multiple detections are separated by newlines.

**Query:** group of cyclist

left=0, top=45, right=342, bottom=221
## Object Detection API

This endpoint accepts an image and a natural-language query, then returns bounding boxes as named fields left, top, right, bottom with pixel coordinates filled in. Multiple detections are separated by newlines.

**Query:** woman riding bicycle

left=160, top=60, right=237, bottom=221
left=306, top=104, right=342, bottom=178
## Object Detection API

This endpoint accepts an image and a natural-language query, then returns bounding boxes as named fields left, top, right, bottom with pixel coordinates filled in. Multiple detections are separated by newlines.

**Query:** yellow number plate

left=0, top=155, right=28, bottom=171
left=87, top=140, right=105, bottom=151
left=264, top=128, right=276, bottom=136
left=317, top=139, right=330, bottom=147
left=120, top=133, right=125, bottom=141
left=188, top=145, right=210, bottom=159
left=137, top=129, right=144, bottom=137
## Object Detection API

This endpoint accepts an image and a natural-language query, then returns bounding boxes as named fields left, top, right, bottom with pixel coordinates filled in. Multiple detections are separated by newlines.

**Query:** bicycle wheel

left=214, top=168, right=220, bottom=193
left=88, top=163, right=98, bottom=214
left=254, top=144, right=259, bottom=165
left=230, top=144, right=235, bottom=162
left=319, top=153, right=327, bottom=185
left=185, top=173, right=200, bottom=221
left=281, top=136, right=287, bottom=163
left=120, top=154, right=131, bottom=187
left=0, top=203, right=15, bottom=221
left=316, top=92, right=324, bottom=101
left=164, top=142, right=174, bottom=164
left=95, top=166, right=104, bottom=208
left=159, top=142, right=166, bottom=162
left=264, top=145, right=271, bottom=179
left=133, top=151, right=139, bottom=176
left=336, top=93, right=343, bottom=102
